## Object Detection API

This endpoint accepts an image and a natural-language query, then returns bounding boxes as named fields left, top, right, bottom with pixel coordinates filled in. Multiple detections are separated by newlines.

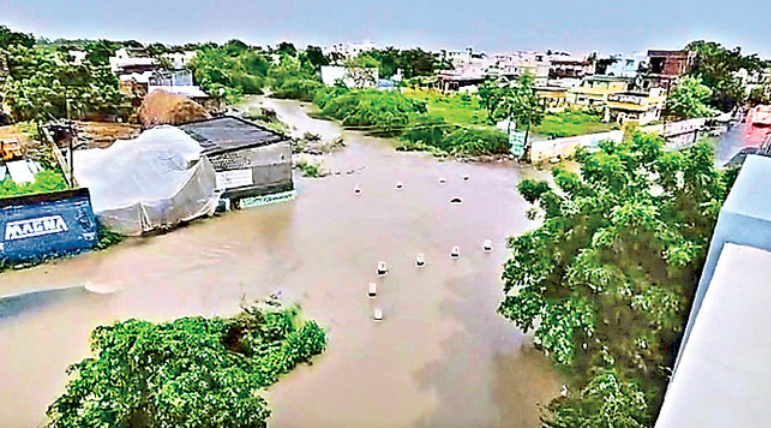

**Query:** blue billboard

left=0, top=188, right=98, bottom=263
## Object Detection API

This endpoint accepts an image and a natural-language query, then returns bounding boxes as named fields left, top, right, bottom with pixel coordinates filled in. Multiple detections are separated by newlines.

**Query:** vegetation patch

left=534, top=109, right=619, bottom=139
left=0, top=170, right=68, bottom=199
left=500, top=131, right=738, bottom=426
left=47, top=303, right=326, bottom=428
left=295, top=158, right=325, bottom=177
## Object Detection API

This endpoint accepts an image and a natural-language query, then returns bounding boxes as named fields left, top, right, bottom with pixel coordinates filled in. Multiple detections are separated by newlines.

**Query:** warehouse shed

left=180, top=116, right=293, bottom=203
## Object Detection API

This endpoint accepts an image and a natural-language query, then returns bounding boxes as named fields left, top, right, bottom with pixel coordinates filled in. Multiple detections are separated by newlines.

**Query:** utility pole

left=65, top=87, right=75, bottom=188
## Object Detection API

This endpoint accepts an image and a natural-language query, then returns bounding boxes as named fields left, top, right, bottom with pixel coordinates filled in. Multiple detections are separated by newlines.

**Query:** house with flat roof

left=567, top=75, right=631, bottom=107
left=180, top=116, right=293, bottom=202
left=606, top=87, right=666, bottom=125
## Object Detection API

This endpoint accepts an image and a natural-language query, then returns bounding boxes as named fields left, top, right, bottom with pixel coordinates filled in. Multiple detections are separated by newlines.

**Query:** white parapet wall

left=529, top=118, right=709, bottom=163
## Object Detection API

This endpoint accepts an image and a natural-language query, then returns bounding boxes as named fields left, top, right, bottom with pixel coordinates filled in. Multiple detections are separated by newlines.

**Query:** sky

left=1, top=0, right=770, bottom=57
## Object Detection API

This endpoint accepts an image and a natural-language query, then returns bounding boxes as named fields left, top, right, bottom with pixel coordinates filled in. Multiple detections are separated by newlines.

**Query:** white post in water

left=416, top=253, right=426, bottom=267
left=377, top=261, right=388, bottom=276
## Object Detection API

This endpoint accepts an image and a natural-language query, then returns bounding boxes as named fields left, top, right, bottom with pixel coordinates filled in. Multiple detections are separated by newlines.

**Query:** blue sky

left=1, top=0, right=770, bottom=56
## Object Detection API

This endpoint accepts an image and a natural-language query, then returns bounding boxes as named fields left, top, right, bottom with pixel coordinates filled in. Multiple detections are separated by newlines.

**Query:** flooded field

left=0, top=98, right=560, bottom=428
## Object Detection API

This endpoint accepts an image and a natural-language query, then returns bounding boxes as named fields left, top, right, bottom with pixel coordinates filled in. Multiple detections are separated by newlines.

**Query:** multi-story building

left=606, top=88, right=666, bottom=125
left=645, top=49, right=695, bottom=89
left=567, top=75, right=631, bottom=107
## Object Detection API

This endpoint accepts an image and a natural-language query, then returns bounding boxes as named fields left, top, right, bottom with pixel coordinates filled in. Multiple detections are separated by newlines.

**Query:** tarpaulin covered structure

left=74, top=126, right=219, bottom=236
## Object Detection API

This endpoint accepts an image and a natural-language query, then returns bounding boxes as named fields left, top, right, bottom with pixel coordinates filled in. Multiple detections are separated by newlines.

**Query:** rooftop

left=722, top=155, right=771, bottom=220
left=179, top=116, right=287, bottom=155
left=655, top=243, right=771, bottom=428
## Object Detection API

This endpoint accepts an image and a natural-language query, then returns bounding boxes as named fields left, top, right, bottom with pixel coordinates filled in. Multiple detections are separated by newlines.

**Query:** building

left=548, top=57, right=594, bottom=80
left=109, top=47, right=157, bottom=75
left=180, top=116, right=293, bottom=202
left=67, top=50, right=87, bottom=65
left=323, top=41, right=377, bottom=60
left=535, top=86, right=569, bottom=112
left=160, top=51, right=197, bottom=70
left=606, top=88, right=666, bottom=125
left=655, top=155, right=771, bottom=428
left=567, top=75, right=631, bottom=107
left=603, top=54, right=646, bottom=78
left=646, top=50, right=695, bottom=89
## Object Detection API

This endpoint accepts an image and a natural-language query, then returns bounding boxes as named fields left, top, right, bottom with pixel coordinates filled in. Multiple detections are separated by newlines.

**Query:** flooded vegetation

left=0, top=98, right=560, bottom=427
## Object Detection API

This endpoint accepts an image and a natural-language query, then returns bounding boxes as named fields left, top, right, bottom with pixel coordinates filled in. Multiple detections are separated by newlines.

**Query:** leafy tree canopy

left=1, top=46, right=124, bottom=121
left=686, top=40, right=765, bottom=112
left=47, top=304, right=326, bottom=428
left=0, top=25, right=35, bottom=49
left=500, top=131, right=735, bottom=425
left=666, top=75, right=715, bottom=119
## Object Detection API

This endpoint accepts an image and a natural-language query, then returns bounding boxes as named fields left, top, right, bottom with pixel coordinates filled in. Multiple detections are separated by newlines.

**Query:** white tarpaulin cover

left=74, top=126, right=219, bottom=236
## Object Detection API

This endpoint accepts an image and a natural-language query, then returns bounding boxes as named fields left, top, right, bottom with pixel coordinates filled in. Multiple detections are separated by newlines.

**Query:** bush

left=272, top=77, right=322, bottom=101
left=317, top=90, right=426, bottom=136
left=443, top=127, right=509, bottom=155
left=0, top=169, right=68, bottom=199
left=295, top=158, right=324, bottom=177
left=47, top=304, right=326, bottom=428
left=400, top=115, right=456, bottom=147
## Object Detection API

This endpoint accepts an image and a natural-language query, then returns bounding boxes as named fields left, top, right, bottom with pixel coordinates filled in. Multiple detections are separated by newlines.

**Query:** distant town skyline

left=1, top=0, right=770, bottom=57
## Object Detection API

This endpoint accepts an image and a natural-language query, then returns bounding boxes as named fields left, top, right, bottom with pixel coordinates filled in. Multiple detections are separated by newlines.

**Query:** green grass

left=534, top=109, right=619, bottom=138
left=402, top=89, right=488, bottom=128
left=0, top=170, right=68, bottom=199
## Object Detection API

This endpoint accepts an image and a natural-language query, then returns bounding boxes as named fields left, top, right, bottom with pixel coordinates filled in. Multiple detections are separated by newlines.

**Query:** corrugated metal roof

left=179, top=116, right=287, bottom=155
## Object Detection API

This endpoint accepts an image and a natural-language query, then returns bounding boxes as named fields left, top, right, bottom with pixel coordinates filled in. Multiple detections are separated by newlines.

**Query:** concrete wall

left=529, top=117, right=709, bottom=162
left=0, top=188, right=98, bottom=262
left=208, top=141, right=293, bottom=199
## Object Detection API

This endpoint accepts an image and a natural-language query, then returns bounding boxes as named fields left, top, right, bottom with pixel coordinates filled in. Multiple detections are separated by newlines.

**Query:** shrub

left=272, top=77, right=322, bottom=102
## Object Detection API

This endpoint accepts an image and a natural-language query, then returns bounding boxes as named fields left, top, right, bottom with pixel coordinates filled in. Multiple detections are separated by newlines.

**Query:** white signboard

left=239, top=190, right=298, bottom=209
left=216, top=169, right=253, bottom=190
left=510, top=130, right=527, bottom=157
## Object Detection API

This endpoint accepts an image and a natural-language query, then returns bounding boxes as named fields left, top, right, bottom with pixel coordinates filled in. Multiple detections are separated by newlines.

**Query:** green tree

left=477, top=73, right=543, bottom=132
left=500, top=132, right=734, bottom=424
left=84, top=39, right=122, bottom=64
left=544, top=371, right=649, bottom=428
left=2, top=48, right=124, bottom=121
left=665, top=75, right=714, bottom=119
left=276, top=41, right=297, bottom=58
left=47, top=305, right=326, bottom=428
left=686, top=40, right=764, bottom=112
left=0, top=25, right=35, bottom=49
left=302, top=45, right=330, bottom=72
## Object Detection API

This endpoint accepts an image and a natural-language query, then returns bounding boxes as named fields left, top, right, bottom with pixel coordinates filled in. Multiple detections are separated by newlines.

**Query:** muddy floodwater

left=0, top=98, right=560, bottom=428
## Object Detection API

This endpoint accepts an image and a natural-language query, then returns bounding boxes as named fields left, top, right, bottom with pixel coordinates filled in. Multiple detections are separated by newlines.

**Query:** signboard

left=509, top=130, right=527, bottom=157
left=239, top=190, right=297, bottom=209
left=0, top=188, right=97, bottom=262
left=216, top=169, right=253, bottom=190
